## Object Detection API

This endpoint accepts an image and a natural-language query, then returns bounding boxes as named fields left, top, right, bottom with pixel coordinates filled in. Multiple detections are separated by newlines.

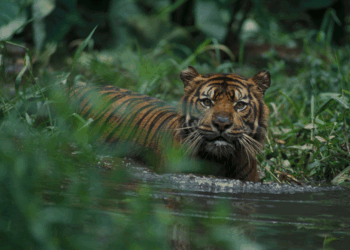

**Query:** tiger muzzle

left=212, top=115, right=232, bottom=133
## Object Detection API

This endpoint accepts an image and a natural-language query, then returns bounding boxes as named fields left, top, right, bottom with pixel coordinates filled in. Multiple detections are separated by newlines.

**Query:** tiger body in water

left=70, top=66, right=271, bottom=182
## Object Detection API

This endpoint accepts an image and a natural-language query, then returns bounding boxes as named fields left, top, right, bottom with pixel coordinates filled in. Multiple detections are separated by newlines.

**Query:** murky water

left=128, top=166, right=350, bottom=250
left=101, top=157, right=350, bottom=249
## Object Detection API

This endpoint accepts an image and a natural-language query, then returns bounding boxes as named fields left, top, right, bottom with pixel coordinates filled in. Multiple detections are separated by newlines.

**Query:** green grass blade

left=331, top=166, right=350, bottom=185
left=71, top=25, right=98, bottom=74
left=332, top=95, right=349, bottom=109
left=158, top=0, right=187, bottom=19
left=69, top=113, right=87, bottom=124
left=15, top=53, right=30, bottom=100
left=180, top=39, right=212, bottom=69
left=77, top=117, right=94, bottom=132
left=280, top=91, right=300, bottom=117
left=315, top=99, right=336, bottom=117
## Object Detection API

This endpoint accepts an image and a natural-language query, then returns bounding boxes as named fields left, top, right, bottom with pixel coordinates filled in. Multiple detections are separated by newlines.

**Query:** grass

left=0, top=26, right=350, bottom=248
left=1, top=31, right=350, bottom=183
left=67, top=36, right=350, bottom=183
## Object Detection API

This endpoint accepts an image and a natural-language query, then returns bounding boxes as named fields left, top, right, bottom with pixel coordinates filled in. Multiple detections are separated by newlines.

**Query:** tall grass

left=1, top=35, right=264, bottom=249
left=0, top=23, right=350, bottom=248
left=69, top=36, right=350, bottom=183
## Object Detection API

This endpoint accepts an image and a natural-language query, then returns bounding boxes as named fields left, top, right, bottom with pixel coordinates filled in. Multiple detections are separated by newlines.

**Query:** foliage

left=1, top=0, right=344, bottom=52
left=0, top=28, right=260, bottom=250
left=262, top=43, right=350, bottom=182
left=1, top=4, right=349, bottom=181
left=0, top=0, right=29, bottom=41
left=0, top=0, right=350, bottom=249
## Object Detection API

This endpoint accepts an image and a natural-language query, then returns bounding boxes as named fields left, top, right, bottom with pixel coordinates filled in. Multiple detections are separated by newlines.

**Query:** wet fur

left=71, top=67, right=270, bottom=182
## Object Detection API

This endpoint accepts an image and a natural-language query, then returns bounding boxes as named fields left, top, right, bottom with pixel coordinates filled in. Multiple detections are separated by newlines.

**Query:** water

left=101, top=157, right=350, bottom=249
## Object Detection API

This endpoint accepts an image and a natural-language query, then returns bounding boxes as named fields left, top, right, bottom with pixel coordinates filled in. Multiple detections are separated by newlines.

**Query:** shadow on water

left=102, top=157, right=350, bottom=250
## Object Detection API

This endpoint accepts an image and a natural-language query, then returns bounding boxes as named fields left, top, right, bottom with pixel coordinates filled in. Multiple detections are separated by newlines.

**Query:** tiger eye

left=72, top=67, right=271, bottom=183
left=202, top=98, right=212, bottom=107
left=235, top=102, right=246, bottom=110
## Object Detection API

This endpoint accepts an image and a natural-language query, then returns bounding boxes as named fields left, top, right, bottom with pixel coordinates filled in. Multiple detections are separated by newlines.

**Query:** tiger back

left=70, top=85, right=182, bottom=167
left=71, top=66, right=271, bottom=182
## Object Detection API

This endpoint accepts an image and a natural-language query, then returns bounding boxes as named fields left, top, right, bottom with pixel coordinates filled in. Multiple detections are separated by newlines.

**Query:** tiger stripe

left=71, top=66, right=270, bottom=182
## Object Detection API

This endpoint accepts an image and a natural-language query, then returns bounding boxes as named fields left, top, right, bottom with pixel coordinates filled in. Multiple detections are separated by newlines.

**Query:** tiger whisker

left=243, top=137, right=259, bottom=158
left=182, top=131, right=202, bottom=155
left=238, top=137, right=251, bottom=167
left=174, top=125, right=197, bottom=131
left=239, top=134, right=264, bottom=169
left=182, top=130, right=198, bottom=148
left=72, top=67, right=270, bottom=184
left=182, top=130, right=197, bottom=143
left=190, top=134, right=203, bottom=154
left=242, top=134, right=263, bottom=153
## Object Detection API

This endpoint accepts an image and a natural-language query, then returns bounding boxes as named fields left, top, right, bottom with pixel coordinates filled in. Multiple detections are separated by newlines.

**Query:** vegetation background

left=0, top=0, right=349, bottom=249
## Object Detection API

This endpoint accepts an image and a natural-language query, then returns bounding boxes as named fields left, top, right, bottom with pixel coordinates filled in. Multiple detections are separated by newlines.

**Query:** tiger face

left=179, top=66, right=270, bottom=163
left=72, top=66, right=270, bottom=181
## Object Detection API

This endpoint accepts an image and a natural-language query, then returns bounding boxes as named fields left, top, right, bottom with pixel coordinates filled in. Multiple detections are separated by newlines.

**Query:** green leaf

left=332, top=96, right=349, bottom=109
left=0, top=11, right=27, bottom=41
left=320, top=92, right=350, bottom=109
left=315, top=99, right=336, bottom=117
left=343, top=90, right=350, bottom=96
left=69, top=113, right=87, bottom=124
left=25, top=113, right=33, bottom=126
left=158, top=0, right=187, bottom=18
left=331, top=166, right=350, bottom=185
left=280, top=91, right=300, bottom=115
left=54, top=73, right=71, bottom=85
left=307, top=160, right=320, bottom=170
left=71, top=25, right=98, bottom=72
left=15, top=54, right=30, bottom=99
left=180, top=39, right=212, bottom=69
left=32, top=0, right=55, bottom=19
left=32, top=0, right=56, bottom=52
left=195, top=1, right=228, bottom=41
left=0, top=0, right=20, bottom=26
left=77, top=118, right=94, bottom=132
left=109, top=0, right=142, bottom=48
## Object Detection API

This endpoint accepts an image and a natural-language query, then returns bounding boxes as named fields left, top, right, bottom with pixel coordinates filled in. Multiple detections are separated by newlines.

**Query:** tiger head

left=178, top=66, right=270, bottom=163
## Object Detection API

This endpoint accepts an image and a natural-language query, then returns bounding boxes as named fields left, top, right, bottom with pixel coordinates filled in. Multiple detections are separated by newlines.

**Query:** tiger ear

left=180, top=66, right=200, bottom=88
left=251, top=70, right=271, bottom=94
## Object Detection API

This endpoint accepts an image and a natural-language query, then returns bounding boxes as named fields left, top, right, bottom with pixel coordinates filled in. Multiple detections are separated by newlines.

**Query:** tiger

left=70, top=66, right=271, bottom=182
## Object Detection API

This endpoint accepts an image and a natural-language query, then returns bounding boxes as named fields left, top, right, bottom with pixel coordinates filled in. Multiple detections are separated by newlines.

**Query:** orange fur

left=71, top=67, right=270, bottom=181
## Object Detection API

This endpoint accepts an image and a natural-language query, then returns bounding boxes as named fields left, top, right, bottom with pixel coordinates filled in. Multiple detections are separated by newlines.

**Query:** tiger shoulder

left=70, top=66, right=271, bottom=182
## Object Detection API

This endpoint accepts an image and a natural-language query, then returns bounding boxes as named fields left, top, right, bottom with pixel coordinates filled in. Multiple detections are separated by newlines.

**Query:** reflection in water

left=131, top=165, right=342, bottom=194
left=100, top=157, right=350, bottom=249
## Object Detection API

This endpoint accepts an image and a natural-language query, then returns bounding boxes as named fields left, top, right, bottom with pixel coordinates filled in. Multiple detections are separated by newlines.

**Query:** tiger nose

left=212, top=116, right=232, bottom=133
